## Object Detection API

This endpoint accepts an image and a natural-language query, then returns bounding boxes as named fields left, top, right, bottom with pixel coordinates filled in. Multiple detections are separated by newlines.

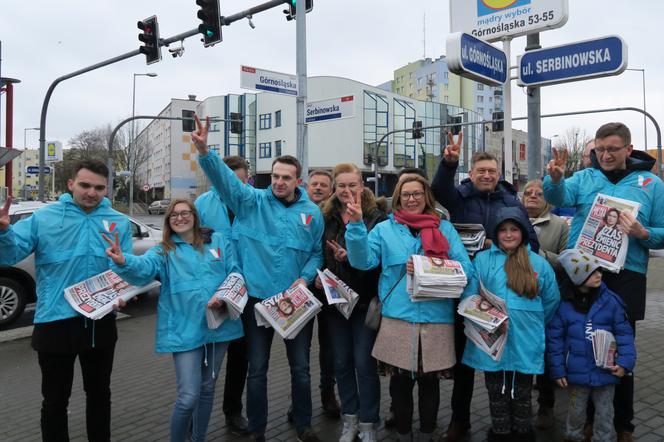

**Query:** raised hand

left=103, top=232, right=126, bottom=265
left=346, top=188, right=363, bottom=223
left=191, top=115, right=210, bottom=155
left=0, top=196, right=11, bottom=231
left=326, top=239, right=348, bottom=262
left=443, top=131, right=462, bottom=164
left=546, top=148, right=568, bottom=183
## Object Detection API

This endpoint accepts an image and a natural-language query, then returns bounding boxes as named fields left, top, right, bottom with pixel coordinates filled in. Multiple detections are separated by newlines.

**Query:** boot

left=358, top=422, right=377, bottom=442
left=439, top=421, right=470, bottom=442
left=322, top=386, right=341, bottom=418
left=582, top=423, right=592, bottom=442
left=617, top=432, right=634, bottom=442
left=339, top=414, right=359, bottom=442
left=535, top=405, right=554, bottom=429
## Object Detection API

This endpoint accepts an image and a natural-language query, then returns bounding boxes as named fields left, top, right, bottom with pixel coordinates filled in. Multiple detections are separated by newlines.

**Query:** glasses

left=336, top=183, right=361, bottom=190
left=169, top=210, right=193, bottom=220
left=594, top=145, right=626, bottom=155
left=524, top=190, right=544, bottom=197
left=400, top=191, right=425, bottom=201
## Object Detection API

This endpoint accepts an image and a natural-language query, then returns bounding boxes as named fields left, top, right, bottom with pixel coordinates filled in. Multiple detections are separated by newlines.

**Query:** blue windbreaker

left=0, top=194, right=132, bottom=323
left=112, top=232, right=243, bottom=353
left=461, top=207, right=560, bottom=374
left=195, top=188, right=232, bottom=234
left=546, top=283, right=636, bottom=387
left=199, top=151, right=324, bottom=299
left=345, top=215, right=473, bottom=324
left=543, top=150, right=664, bottom=275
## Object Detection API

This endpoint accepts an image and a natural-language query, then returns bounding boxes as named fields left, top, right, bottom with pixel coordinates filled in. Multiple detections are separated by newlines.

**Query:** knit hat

left=557, top=249, right=602, bottom=285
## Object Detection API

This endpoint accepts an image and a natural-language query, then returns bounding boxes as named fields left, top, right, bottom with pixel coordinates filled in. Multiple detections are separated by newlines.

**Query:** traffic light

left=196, top=0, right=222, bottom=47
left=448, top=116, right=462, bottom=135
left=412, top=120, right=423, bottom=139
left=230, top=112, right=243, bottom=134
left=492, top=111, right=504, bottom=132
left=182, top=110, right=196, bottom=133
left=137, top=16, right=161, bottom=65
left=284, top=0, right=313, bottom=21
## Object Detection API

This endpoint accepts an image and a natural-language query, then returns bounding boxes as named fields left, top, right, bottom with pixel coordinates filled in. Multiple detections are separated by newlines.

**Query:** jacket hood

left=589, top=148, right=656, bottom=172
left=458, top=177, right=518, bottom=199
left=489, top=206, right=530, bottom=245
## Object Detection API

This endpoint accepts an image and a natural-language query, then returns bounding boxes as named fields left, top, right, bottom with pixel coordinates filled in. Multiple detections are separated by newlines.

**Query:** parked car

left=0, top=201, right=163, bottom=327
left=148, top=199, right=171, bottom=215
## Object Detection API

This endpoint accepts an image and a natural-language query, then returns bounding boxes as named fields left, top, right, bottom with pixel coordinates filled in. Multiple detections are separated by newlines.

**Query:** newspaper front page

left=254, top=284, right=322, bottom=339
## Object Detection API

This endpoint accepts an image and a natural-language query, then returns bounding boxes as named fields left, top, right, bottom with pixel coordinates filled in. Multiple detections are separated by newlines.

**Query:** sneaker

left=358, top=422, right=377, bottom=442
left=535, top=405, right=555, bottom=429
left=339, top=415, right=359, bottom=442
left=297, top=427, right=321, bottom=442
left=225, top=413, right=249, bottom=435
left=321, top=386, right=341, bottom=418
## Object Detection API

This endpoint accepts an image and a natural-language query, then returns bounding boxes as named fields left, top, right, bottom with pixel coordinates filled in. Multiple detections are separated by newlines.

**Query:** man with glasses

left=544, top=122, right=664, bottom=442
left=0, top=159, right=132, bottom=442
left=431, top=132, right=539, bottom=442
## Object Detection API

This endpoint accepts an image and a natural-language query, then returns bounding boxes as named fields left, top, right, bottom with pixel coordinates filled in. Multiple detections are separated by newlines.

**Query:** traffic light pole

left=295, top=0, right=309, bottom=180
left=37, top=0, right=287, bottom=201
left=526, top=33, right=542, bottom=181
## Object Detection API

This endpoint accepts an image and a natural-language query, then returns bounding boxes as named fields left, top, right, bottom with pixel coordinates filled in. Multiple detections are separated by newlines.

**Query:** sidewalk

left=1, top=260, right=664, bottom=441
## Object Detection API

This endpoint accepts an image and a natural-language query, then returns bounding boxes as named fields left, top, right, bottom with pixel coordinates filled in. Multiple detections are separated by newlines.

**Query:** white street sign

left=305, top=96, right=355, bottom=124
left=240, top=65, right=298, bottom=96
left=46, top=141, right=62, bottom=163
left=450, top=0, right=569, bottom=42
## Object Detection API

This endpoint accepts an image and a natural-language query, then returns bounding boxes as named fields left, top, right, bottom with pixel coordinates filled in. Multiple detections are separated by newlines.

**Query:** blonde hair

left=504, top=245, right=538, bottom=299
left=161, top=199, right=204, bottom=255
left=522, top=180, right=550, bottom=218
left=391, top=175, right=438, bottom=217
left=332, top=163, right=362, bottom=183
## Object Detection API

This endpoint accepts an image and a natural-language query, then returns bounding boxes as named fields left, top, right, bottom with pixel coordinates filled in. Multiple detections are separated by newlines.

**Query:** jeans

left=38, top=345, right=115, bottom=442
left=171, top=342, right=229, bottom=442
left=326, top=308, right=380, bottom=423
left=317, top=311, right=336, bottom=390
left=242, top=297, right=314, bottom=434
left=567, top=384, right=615, bottom=442
left=222, top=337, right=248, bottom=417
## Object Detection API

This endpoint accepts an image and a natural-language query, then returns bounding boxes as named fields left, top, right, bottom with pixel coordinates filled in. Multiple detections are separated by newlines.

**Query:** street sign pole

left=503, top=37, right=513, bottom=184
left=526, top=33, right=542, bottom=181
left=295, top=0, right=309, bottom=180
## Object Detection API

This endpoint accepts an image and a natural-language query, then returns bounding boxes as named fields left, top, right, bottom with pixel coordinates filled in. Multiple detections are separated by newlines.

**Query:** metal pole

left=129, top=75, right=137, bottom=216
left=502, top=37, right=513, bottom=184
left=526, top=33, right=542, bottom=181
left=642, top=69, right=647, bottom=149
left=5, top=82, right=13, bottom=193
left=295, top=0, right=308, bottom=180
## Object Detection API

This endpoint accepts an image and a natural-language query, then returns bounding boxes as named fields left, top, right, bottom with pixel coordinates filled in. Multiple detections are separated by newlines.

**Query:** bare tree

left=553, top=127, right=592, bottom=176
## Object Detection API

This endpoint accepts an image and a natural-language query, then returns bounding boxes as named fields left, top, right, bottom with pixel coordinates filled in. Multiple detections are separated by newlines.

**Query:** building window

left=208, top=144, right=220, bottom=154
left=275, top=110, right=282, bottom=127
left=444, top=72, right=449, bottom=79
left=363, top=91, right=389, bottom=167
left=259, top=142, right=272, bottom=158
left=444, top=95, right=449, bottom=102
left=209, top=122, right=220, bottom=132
left=275, top=140, right=282, bottom=156
left=477, top=96, right=484, bottom=103
left=477, top=84, right=484, bottom=91
left=394, top=98, right=417, bottom=168
left=259, top=113, right=272, bottom=130
left=477, top=107, right=484, bottom=115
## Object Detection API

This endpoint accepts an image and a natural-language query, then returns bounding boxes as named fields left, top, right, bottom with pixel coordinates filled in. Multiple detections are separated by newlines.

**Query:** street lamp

left=626, top=68, right=647, bottom=149
left=129, top=72, right=157, bottom=216
left=24, top=127, right=40, bottom=149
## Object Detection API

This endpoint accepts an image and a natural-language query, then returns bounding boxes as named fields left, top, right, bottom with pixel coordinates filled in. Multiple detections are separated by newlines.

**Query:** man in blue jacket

left=195, top=155, right=251, bottom=435
left=0, top=159, right=132, bottom=442
left=544, top=122, right=664, bottom=442
left=431, top=132, right=539, bottom=442
left=192, top=115, right=324, bottom=442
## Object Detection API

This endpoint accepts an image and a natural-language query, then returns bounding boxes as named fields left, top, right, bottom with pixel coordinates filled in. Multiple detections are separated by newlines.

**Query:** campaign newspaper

left=206, top=272, right=248, bottom=329
left=407, top=255, right=468, bottom=300
left=317, top=269, right=359, bottom=319
left=459, top=281, right=509, bottom=361
left=592, top=329, right=617, bottom=369
left=575, top=193, right=640, bottom=272
left=254, top=284, right=322, bottom=339
left=64, top=270, right=161, bottom=320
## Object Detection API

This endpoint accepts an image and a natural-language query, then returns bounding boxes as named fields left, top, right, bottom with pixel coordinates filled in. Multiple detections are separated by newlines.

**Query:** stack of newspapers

left=458, top=282, right=509, bottom=361
left=206, top=273, right=249, bottom=329
left=407, top=255, right=468, bottom=301
left=453, top=223, right=486, bottom=256
left=592, top=329, right=617, bottom=369
left=317, top=269, right=359, bottom=319
left=254, top=284, right=322, bottom=339
left=64, top=270, right=161, bottom=320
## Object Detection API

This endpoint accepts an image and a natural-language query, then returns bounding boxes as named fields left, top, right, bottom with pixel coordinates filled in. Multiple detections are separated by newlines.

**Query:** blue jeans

left=326, top=307, right=380, bottom=423
left=171, top=342, right=229, bottom=442
left=243, top=296, right=314, bottom=434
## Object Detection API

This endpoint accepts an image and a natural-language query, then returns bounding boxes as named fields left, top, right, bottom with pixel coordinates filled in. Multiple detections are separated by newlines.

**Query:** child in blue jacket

left=547, top=249, right=636, bottom=442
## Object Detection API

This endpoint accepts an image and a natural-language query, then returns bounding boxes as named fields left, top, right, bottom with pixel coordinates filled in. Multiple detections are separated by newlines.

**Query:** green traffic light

left=206, top=29, right=214, bottom=37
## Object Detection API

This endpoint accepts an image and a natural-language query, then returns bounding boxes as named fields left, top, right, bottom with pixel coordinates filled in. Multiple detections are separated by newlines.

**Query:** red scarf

left=394, top=210, right=450, bottom=259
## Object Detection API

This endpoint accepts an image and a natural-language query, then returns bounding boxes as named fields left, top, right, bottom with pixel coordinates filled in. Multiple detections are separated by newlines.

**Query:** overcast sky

left=1, top=0, right=662, bottom=152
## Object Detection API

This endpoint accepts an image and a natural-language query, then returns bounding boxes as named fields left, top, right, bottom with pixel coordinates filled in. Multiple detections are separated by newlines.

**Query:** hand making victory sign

left=191, top=114, right=210, bottom=156
left=103, top=232, right=126, bottom=266
left=547, top=148, right=568, bottom=183
left=345, top=187, right=364, bottom=223
left=443, top=131, right=463, bottom=164
left=326, top=239, right=348, bottom=263
left=0, top=196, right=12, bottom=231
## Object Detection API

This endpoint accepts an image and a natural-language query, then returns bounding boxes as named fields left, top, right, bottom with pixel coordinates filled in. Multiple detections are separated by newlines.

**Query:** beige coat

left=530, top=211, right=569, bottom=268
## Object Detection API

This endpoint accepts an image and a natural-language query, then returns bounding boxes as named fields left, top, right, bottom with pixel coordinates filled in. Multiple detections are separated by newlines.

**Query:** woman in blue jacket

left=345, top=175, right=473, bottom=442
left=547, top=249, right=635, bottom=442
left=462, top=207, right=560, bottom=442
left=105, top=199, right=243, bottom=442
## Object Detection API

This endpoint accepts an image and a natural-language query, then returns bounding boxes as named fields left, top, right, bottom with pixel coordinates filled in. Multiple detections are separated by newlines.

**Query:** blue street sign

left=446, top=32, right=507, bottom=87
left=26, top=166, right=51, bottom=175
left=518, top=35, right=627, bottom=87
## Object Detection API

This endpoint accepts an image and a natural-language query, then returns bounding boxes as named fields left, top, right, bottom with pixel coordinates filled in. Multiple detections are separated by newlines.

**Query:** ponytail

left=503, top=245, right=538, bottom=299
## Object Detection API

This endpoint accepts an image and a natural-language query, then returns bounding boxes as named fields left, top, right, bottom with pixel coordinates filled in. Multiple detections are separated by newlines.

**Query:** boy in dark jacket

left=547, top=249, right=636, bottom=442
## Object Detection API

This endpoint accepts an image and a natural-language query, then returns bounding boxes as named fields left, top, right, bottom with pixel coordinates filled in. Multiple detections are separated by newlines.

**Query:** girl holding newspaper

left=104, top=199, right=243, bottom=442
left=461, top=207, right=560, bottom=442
left=345, top=175, right=472, bottom=442
left=316, top=163, right=387, bottom=442
left=546, top=249, right=635, bottom=442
